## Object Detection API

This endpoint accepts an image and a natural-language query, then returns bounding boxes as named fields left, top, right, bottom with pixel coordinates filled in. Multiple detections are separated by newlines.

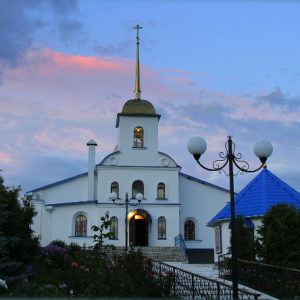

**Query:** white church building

left=26, top=26, right=230, bottom=263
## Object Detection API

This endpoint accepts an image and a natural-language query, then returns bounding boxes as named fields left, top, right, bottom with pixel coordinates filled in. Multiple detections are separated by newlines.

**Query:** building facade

left=26, top=26, right=231, bottom=261
left=27, top=97, right=230, bottom=256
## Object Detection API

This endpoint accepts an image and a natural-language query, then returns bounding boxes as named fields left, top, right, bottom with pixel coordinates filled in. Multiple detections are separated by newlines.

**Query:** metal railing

left=150, top=259, right=261, bottom=300
left=219, top=254, right=300, bottom=299
left=175, top=234, right=188, bottom=260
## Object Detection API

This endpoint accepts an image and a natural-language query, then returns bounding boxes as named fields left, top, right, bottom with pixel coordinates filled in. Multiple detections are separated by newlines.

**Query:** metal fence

left=150, top=260, right=260, bottom=300
left=219, top=254, right=300, bottom=299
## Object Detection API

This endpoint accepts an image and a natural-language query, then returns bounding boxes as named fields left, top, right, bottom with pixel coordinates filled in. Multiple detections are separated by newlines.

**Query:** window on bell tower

left=133, top=127, right=144, bottom=147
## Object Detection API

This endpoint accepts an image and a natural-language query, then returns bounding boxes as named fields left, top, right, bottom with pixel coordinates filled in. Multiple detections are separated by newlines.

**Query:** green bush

left=256, top=203, right=300, bottom=268
left=50, top=239, right=68, bottom=249
left=22, top=213, right=174, bottom=298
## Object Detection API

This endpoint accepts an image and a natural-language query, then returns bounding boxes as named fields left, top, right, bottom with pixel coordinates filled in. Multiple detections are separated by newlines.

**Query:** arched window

left=133, top=127, right=144, bottom=147
left=111, top=182, right=119, bottom=198
left=157, top=183, right=165, bottom=199
left=184, top=220, right=195, bottom=240
left=75, top=215, right=87, bottom=237
left=132, top=180, right=144, bottom=198
left=158, top=216, right=166, bottom=239
left=110, top=216, right=118, bottom=239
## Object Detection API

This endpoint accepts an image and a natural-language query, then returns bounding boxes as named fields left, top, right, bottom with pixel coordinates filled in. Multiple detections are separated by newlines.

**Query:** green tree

left=255, top=203, right=300, bottom=268
left=0, top=176, right=40, bottom=265
left=228, top=215, right=255, bottom=261
left=0, top=205, right=25, bottom=292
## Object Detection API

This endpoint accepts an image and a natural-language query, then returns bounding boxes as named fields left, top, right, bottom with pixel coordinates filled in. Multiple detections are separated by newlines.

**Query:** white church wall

left=50, top=203, right=99, bottom=247
left=146, top=205, right=180, bottom=246
left=179, top=174, right=230, bottom=250
left=33, top=175, right=89, bottom=205
left=214, top=217, right=263, bottom=263
left=214, top=220, right=231, bottom=263
left=97, top=166, right=180, bottom=203
left=31, top=200, right=53, bottom=247
left=100, top=151, right=178, bottom=168
left=103, top=204, right=180, bottom=247
left=118, top=115, right=159, bottom=154
left=31, top=200, right=43, bottom=237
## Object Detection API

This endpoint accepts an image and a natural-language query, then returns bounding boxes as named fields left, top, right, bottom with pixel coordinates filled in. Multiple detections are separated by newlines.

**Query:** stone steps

left=104, top=246, right=187, bottom=262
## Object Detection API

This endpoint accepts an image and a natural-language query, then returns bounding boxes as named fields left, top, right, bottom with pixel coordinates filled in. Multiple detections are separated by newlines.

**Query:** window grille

left=75, top=215, right=87, bottom=237
left=110, top=216, right=118, bottom=239
left=158, top=216, right=166, bottom=239
left=184, top=220, right=195, bottom=240
left=132, top=180, right=144, bottom=198
left=157, top=182, right=165, bottom=198
left=111, top=182, right=119, bottom=198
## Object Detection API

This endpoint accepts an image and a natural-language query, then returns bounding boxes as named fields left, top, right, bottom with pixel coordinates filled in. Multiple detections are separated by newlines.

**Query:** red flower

left=121, top=279, right=125, bottom=282
left=71, top=262, right=78, bottom=267
left=145, top=271, right=155, bottom=276
left=85, top=269, right=89, bottom=272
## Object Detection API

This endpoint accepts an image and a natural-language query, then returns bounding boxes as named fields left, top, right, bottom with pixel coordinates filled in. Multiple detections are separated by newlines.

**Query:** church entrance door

left=129, top=213, right=149, bottom=246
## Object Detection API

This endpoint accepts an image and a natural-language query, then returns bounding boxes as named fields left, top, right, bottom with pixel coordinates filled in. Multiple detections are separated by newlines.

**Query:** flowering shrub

left=18, top=213, right=173, bottom=298
left=25, top=265, right=37, bottom=277
left=101, top=246, right=173, bottom=298
left=36, top=244, right=67, bottom=269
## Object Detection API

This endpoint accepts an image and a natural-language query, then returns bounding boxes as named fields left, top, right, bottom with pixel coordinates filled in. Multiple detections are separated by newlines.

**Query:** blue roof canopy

left=208, top=167, right=300, bottom=226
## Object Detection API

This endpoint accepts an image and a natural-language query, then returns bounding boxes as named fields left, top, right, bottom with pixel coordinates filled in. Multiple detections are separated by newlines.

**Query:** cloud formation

left=255, top=87, right=300, bottom=112
left=1, top=44, right=299, bottom=194
left=0, top=0, right=80, bottom=69
left=1, top=1, right=300, bottom=197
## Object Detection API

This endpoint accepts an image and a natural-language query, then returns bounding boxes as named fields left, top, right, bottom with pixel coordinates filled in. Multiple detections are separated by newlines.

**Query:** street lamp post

left=187, top=135, right=273, bottom=300
left=109, top=192, right=143, bottom=252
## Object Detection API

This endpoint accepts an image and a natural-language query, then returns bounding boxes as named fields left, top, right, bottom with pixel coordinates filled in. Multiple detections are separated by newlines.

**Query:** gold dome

left=121, top=99, right=156, bottom=114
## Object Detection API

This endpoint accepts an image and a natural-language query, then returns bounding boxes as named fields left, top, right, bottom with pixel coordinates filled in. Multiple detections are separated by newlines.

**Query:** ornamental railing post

left=173, top=266, right=176, bottom=296
left=282, top=269, right=285, bottom=299
left=125, top=193, right=129, bottom=252
left=192, top=273, right=195, bottom=300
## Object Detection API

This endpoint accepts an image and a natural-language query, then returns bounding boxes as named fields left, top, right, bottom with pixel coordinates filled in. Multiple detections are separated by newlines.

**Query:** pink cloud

left=3, top=47, right=295, bottom=126
left=43, top=49, right=133, bottom=75
left=0, top=152, right=12, bottom=165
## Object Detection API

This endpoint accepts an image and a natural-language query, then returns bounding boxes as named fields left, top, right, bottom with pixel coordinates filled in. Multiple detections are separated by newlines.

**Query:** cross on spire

left=133, top=24, right=142, bottom=43
left=134, top=24, right=142, bottom=100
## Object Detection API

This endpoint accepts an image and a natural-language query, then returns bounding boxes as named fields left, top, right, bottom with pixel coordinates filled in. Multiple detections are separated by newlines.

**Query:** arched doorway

left=129, top=209, right=151, bottom=246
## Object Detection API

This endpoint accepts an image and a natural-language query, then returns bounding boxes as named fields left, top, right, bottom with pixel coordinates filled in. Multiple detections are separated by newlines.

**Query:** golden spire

left=133, top=24, right=142, bottom=100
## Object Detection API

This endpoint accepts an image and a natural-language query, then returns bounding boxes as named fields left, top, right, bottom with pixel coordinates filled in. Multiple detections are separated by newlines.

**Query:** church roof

left=26, top=172, right=88, bottom=193
left=179, top=172, right=230, bottom=193
left=208, top=167, right=300, bottom=226
left=121, top=99, right=156, bottom=115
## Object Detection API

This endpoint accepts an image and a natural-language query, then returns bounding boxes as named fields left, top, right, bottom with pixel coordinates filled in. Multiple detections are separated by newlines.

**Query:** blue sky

left=0, top=0, right=300, bottom=195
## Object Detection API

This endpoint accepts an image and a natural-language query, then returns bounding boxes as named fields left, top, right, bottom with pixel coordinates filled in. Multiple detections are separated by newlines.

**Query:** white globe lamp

left=187, top=136, right=207, bottom=158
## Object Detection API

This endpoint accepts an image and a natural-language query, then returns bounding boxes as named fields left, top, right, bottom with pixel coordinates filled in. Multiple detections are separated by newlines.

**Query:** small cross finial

left=133, top=24, right=142, bottom=43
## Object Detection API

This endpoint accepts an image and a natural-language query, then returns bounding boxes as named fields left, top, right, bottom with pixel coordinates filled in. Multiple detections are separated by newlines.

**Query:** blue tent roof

left=208, top=167, right=300, bottom=225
